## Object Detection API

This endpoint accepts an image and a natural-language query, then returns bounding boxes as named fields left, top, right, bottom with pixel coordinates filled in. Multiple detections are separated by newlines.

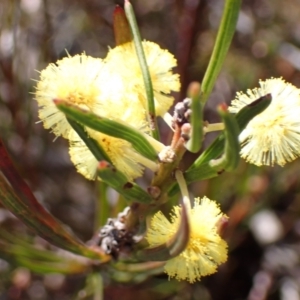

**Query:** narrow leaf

left=67, top=118, right=112, bottom=163
left=207, top=104, right=240, bottom=171
left=0, top=138, right=110, bottom=261
left=185, top=82, right=203, bottom=153
left=97, top=161, right=153, bottom=204
left=0, top=173, right=109, bottom=261
left=0, top=250, right=89, bottom=274
left=184, top=163, right=223, bottom=185
left=55, top=99, right=158, bottom=161
left=200, top=0, right=241, bottom=105
left=124, top=0, right=159, bottom=140
left=235, top=93, right=272, bottom=130
left=113, top=261, right=165, bottom=272
left=113, top=5, right=132, bottom=45
left=0, top=230, right=90, bottom=274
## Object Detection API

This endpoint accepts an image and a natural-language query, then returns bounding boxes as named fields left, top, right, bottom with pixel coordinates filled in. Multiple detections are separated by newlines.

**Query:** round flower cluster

left=229, top=78, right=300, bottom=167
left=35, top=42, right=180, bottom=181
left=146, top=197, right=228, bottom=283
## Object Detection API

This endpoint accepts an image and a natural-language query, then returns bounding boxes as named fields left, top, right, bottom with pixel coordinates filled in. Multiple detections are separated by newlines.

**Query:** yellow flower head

left=69, top=129, right=145, bottom=181
left=35, top=54, right=105, bottom=138
left=104, top=41, right=180, bottom=116
left=146, top=197, right=228, bottom=283
left=35, top=42, right=178, bottom=180
left=229, top=78, right=300, bottom=166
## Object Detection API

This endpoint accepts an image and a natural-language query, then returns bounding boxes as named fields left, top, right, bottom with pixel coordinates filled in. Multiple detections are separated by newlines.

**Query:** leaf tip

left=98, top=161, right=110, bottom=170
left=53, top=98, right=60, bottom=105
left=218, top=103, right=228, bottom=113
left=114, top=5, right=124, bottom=14
left=187, top=81, right=201, bottom=98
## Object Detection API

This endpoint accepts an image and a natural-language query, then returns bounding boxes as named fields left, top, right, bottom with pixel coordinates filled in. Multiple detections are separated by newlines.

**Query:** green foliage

left=56, top=100, right=158, bottom=161
left=0, top=0, right=297, bottom=299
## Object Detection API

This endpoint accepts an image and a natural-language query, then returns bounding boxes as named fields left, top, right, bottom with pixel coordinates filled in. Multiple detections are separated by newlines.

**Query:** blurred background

left=1, top=0, right=300, bottom=299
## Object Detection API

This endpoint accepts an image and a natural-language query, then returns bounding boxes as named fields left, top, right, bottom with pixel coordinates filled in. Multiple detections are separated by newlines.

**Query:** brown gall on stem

left=181, top=123, right=191, bottom=141
left=147, top=186, right=161, bottom=199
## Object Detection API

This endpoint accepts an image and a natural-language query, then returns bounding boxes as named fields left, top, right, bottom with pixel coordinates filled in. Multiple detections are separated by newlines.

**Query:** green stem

left=204, top=122, right=225, bottom=133
left=92, top=273, right=103, bottom=300
left=175, top=170, right=191, bottom=209
left=95, top=181, right=109, bottom=229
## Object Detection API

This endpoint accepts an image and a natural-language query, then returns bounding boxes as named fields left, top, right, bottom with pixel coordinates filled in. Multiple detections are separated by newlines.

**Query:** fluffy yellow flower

left=34, top=41, right=179, bottom=180
left=69, top=129, right=147, bottom=181
left=229, top=78, right=300, bottom=166
left=35, top=54, right=105, bottom=138
left=146, top=197, right=228, bottom=283
left=104, top=41, right=180, bottom=116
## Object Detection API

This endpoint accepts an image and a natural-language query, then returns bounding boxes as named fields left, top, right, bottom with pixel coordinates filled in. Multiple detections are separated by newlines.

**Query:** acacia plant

left=1, top=0, right=299, bottom=297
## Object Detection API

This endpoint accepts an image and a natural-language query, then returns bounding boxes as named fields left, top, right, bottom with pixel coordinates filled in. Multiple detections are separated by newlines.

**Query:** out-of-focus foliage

left=1, top=0, right=300, bottom=299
